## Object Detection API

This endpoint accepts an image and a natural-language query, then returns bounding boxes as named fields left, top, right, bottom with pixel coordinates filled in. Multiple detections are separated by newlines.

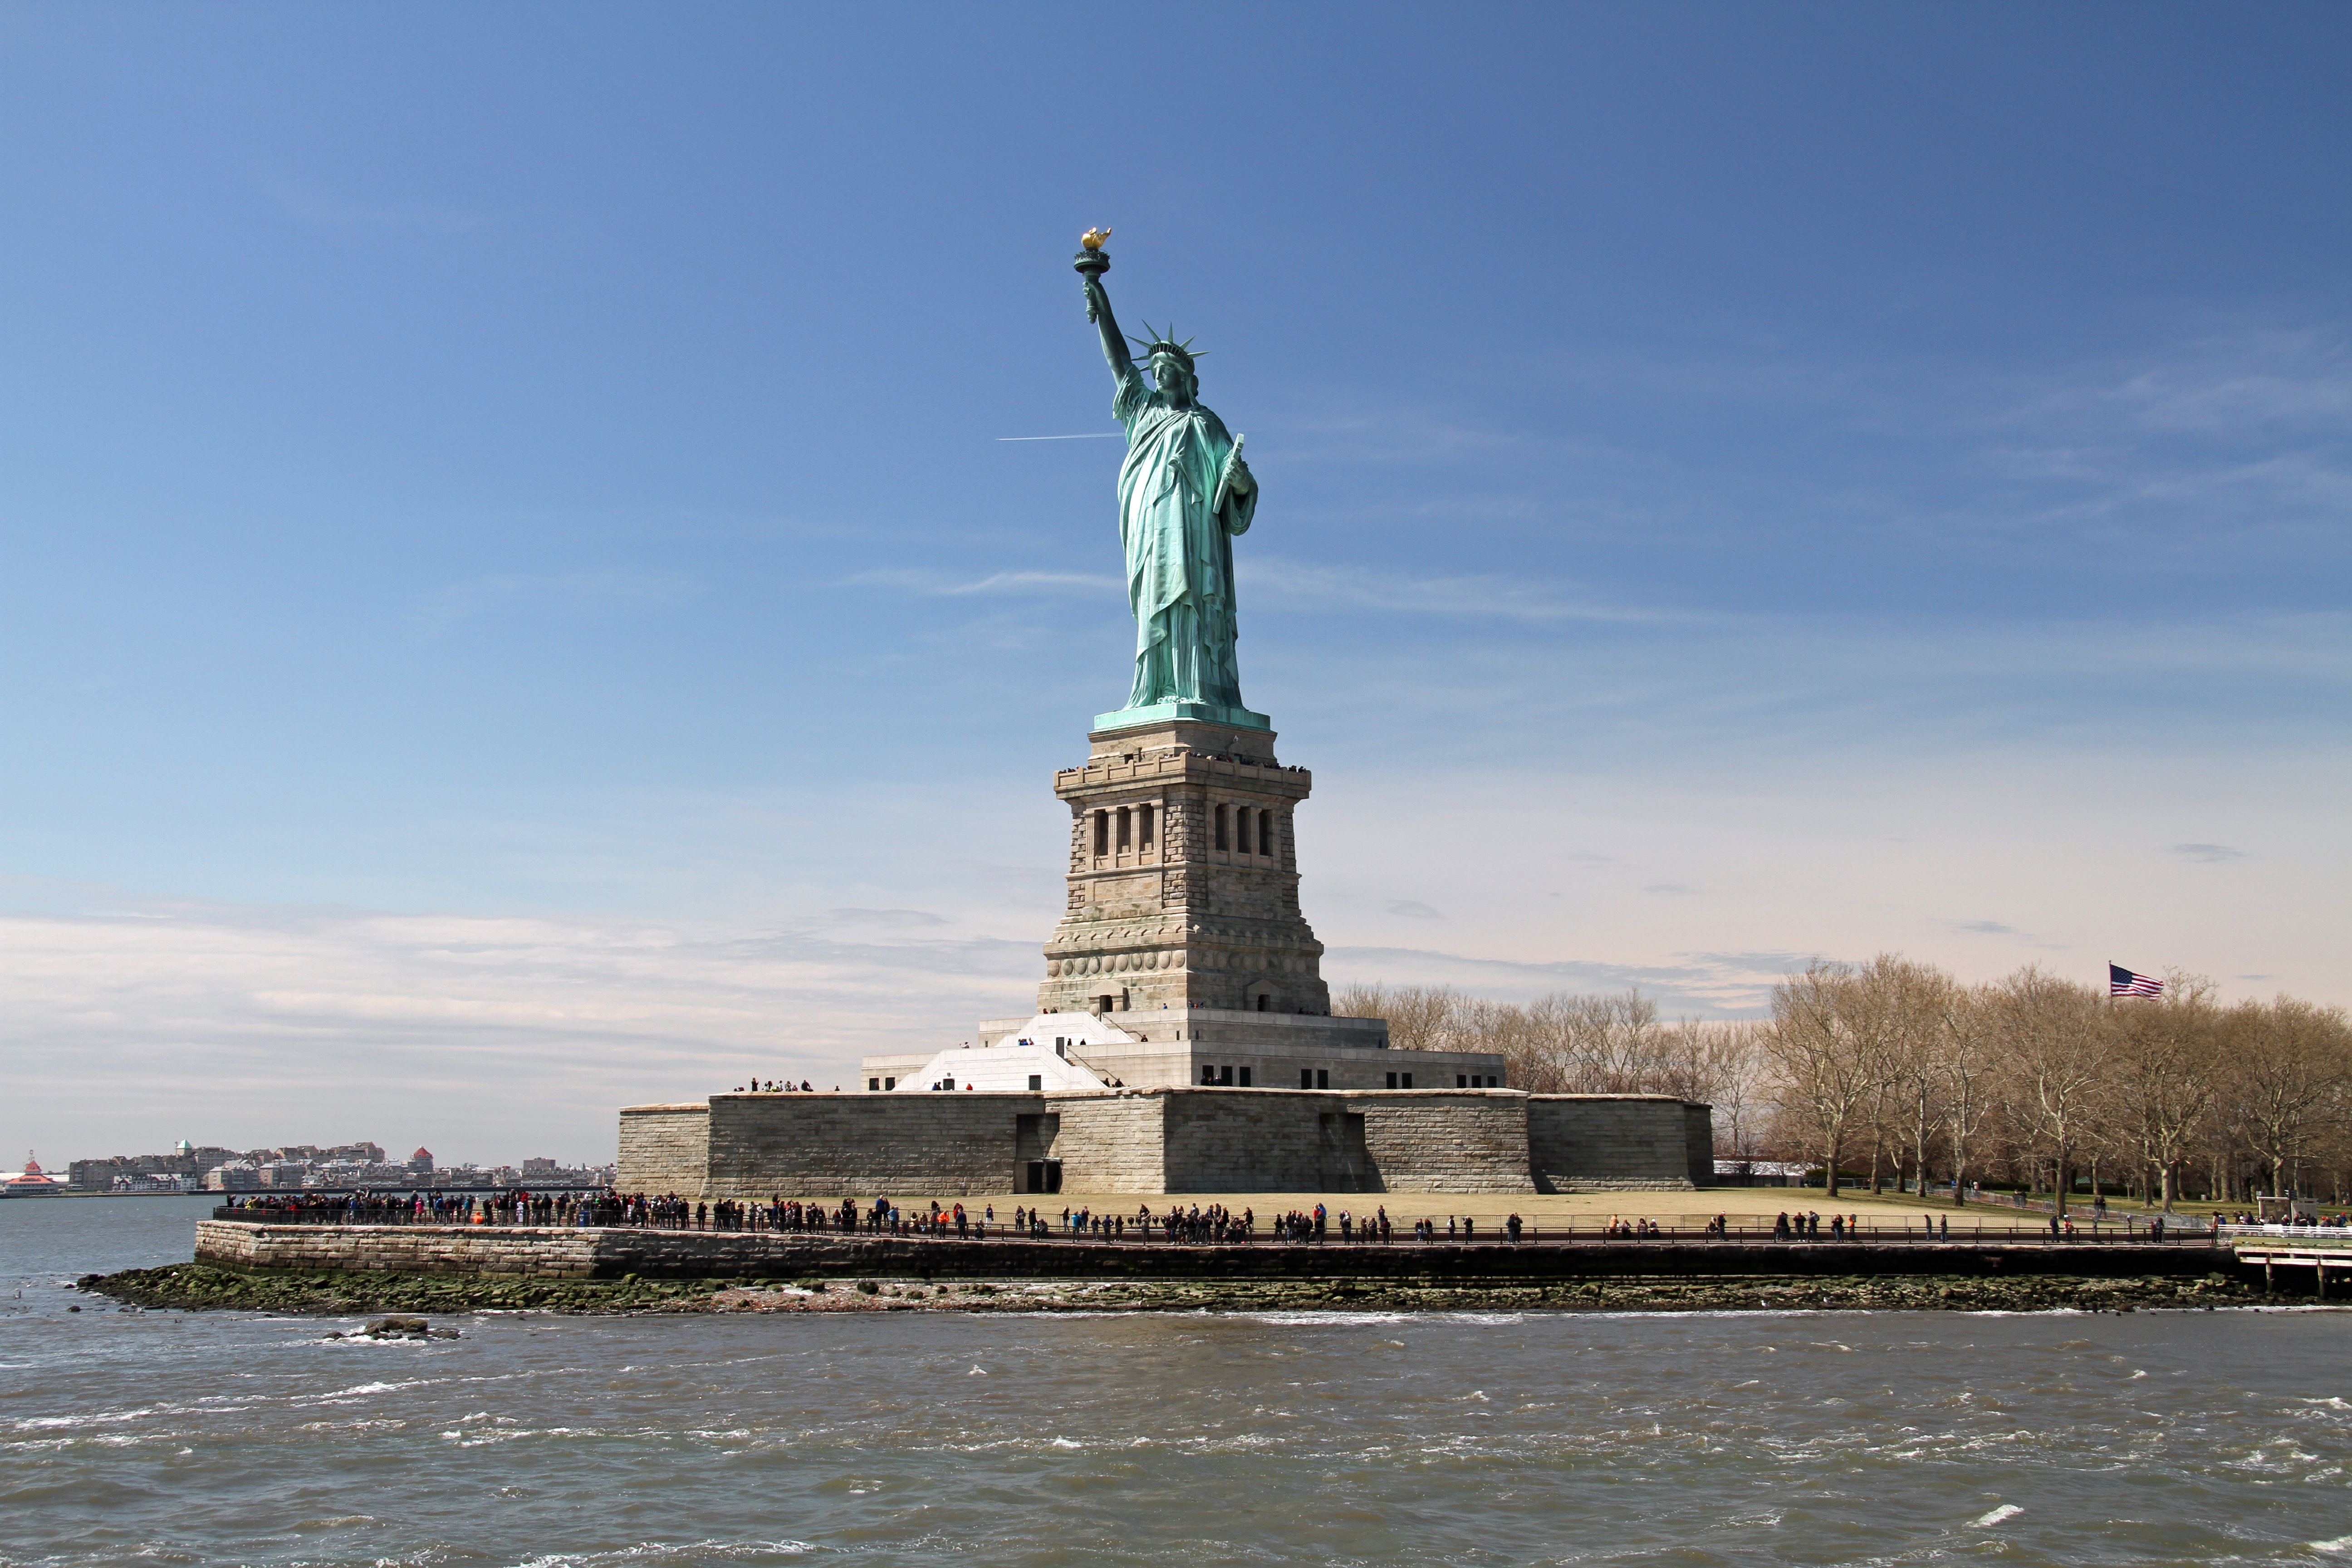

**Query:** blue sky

left=5, top=5, right=2347, bottom=1165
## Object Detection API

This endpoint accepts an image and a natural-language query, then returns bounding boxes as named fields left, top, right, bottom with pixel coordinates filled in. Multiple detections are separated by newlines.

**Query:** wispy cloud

left=1241, top=558, right=1671, bottom=624
left=2170, top=843, right=2251, bottom=862
left=1269, top=409, right=1521, bottom=466
left=1386, top=900, right=1442, bottom=919
left=0, top=896, right=1040, bottom=1164
left=820, top=907, right=947, bottom=927
left=1323, top=945, right=1807, bottom=1017
left=848, top=568, right=1122, bottom=598
left=415, top=569, right=701, bottom=631
left=1956, top=920, right=2017, bottom=935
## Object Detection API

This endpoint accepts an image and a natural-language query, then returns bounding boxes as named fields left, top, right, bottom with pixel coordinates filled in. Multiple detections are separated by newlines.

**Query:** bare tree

left=1331, top=984, right=1460, bottom=1054
left=1692, top=1020, right=1772, bottom=1159
left=2109, top=975, right=2224, bottom=1212
left=1884, top=965, right=1957, bottom=1197
left=1761, top=960, right=1891, bottom=1199
left=1994, top=966, right=2107, bottom=1219
left=2229, top=997, right=2352, bottom=1198
left=1938, top=981, right=2001, bottom=1208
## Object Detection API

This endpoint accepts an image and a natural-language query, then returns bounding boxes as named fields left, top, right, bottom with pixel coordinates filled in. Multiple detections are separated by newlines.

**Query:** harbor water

left=5, top=1197, right=2351, bottom=1567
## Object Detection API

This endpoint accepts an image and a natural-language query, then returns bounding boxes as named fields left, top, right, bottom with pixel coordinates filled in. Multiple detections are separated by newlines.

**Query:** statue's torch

left=1075, top=227, right=1110, bottom=320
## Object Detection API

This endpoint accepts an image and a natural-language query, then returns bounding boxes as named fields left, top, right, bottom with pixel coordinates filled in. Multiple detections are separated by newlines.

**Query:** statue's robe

left=1112, top=361, right=1256, bottom=711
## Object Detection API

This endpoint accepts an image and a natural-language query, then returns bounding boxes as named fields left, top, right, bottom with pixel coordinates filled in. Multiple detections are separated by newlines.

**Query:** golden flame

left=1080, top=227, right=1112, bottom=250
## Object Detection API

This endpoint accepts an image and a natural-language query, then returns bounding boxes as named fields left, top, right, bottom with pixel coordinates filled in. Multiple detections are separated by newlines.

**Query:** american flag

left=2110, top=963, right=2165, bottom=998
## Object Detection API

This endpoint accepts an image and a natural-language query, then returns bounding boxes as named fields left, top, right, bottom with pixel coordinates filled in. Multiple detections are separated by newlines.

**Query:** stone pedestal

left=1038, top=716, right=1333, bottom=1018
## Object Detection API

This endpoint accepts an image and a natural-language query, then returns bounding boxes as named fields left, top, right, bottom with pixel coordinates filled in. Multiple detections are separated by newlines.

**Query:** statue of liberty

left=1075, top=233, right=1267, bottom=730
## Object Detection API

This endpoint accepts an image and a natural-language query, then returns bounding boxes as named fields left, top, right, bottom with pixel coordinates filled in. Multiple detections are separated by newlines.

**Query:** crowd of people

left=2218, top=1210, right=2352, bottom=1228
left=217, top=1191, right=2200, bottom=1245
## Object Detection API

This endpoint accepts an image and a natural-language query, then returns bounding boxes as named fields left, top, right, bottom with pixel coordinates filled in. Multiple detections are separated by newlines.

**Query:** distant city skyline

left=57, top=1136, right=615, bottom=1193
left=4, top=6, right=2347, bottom=1165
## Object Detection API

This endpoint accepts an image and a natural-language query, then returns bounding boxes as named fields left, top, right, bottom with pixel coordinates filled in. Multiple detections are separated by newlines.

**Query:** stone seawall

left=193, top=1220, right=2221, bottom=1284
left=196, top=1220, right=603, bottom=1278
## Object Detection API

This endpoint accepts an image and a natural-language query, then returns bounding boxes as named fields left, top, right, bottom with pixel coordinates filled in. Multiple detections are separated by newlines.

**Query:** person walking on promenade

left=1506, top=1213, right=1523, bottom=1244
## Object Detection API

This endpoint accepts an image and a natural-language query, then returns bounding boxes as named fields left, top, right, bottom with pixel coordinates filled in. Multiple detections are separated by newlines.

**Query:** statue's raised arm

left=1080, top=273, right=1132, bottom=382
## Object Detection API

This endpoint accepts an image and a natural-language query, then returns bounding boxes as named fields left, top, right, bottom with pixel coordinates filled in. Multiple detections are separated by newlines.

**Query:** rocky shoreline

left=87, top=1262, right=2270, bottom=1316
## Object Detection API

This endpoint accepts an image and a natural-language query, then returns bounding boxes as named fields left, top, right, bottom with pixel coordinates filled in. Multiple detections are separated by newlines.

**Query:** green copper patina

left=1077, top=242, right=1269, bottom=733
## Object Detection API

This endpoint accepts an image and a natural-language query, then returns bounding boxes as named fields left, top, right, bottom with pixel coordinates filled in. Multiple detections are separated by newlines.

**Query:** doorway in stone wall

left=1024, top=1160, right=1063, bottom=1194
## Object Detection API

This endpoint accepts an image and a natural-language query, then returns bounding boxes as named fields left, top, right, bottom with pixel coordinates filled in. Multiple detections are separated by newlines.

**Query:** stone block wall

left=1052, top=1095, right=1167, bottom=1191
left=617, top=1104, right=712, bottom=1197
left=1526, top=1095, right=1702, bottom=1192
left=701, top=1093, right=1039, bottom=1199
left=1356, top=1093, right=1538, bottom=1193
left=1157, top=1090, right=1338, bottom=1191
left=1683, top=1102, right=1715, bottom=1187
left=617, top=1088, right=1714, bottom=1197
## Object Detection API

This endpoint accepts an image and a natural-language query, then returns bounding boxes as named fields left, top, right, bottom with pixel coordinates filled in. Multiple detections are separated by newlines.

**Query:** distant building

left=2, top=1153, right=65, bottom=1197
left=406, top=1147, right=434, bottom=1176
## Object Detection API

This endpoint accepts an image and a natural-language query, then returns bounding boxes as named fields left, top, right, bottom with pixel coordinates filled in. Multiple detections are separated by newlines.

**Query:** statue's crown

left=1127, top=322, right=1204, bottom=371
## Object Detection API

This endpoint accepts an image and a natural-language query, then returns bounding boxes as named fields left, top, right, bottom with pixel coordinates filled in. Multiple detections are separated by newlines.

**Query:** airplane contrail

left=996, top=432, right=1124, bottom=441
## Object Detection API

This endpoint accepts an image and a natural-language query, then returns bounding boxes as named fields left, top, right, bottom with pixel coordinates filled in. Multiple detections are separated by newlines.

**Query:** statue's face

left=1152, top=354, right=1196, bottom=403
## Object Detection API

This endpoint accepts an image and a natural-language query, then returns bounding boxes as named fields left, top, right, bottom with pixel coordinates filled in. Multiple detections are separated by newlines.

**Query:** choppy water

left=7, top=1199, right=2352, bottom=1567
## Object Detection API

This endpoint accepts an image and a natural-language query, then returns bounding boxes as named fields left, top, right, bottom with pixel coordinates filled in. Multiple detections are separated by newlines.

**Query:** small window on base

left=868, top=1078, right=880, bottom=1092
left=1385, top=1072, right=1397, bottom=1089
left=1239, top=1066, right=1252, bottom=1087
left=1401, top=1073, right=1413, bottom=1089
left=1027, top=1074, right=1042, bottom=1092
left=1299, top=1068, right=1313, bottom=1089
left=1316, top=1069, right=1330, bottom=1089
